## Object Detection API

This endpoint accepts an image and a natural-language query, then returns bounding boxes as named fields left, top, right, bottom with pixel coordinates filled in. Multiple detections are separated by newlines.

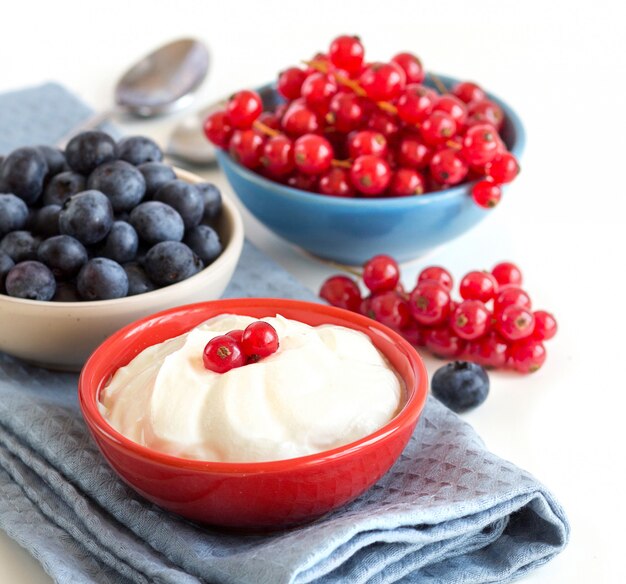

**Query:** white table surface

left=1, top=0, right=623, bottom=581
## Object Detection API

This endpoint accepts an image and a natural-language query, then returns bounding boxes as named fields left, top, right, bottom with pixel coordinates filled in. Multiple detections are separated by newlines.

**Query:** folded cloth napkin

left=0, top=83, right=569, bottom=584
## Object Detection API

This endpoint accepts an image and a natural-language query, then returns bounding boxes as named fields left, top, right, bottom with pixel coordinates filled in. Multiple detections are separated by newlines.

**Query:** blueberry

left=0, top=193, right=29, bottom=237
left=129, top=201, right=184, bottom=244
left=42, top=171, right=86, bottom=206
left=33, top=205, right=61, bottom=238
left=100, top=221, right=138, bottom=263
left=77, top=257, right=129, bottom=300
left=0, top=147, right=48, bottom=205
left=37, top=235, right=88, bottom=279
left=144, top=241, right=202, bottom=286
left=0, top=231, right=41, bottom=262
left=52, top=281, right=81, bottom=302
left=183, top=225, right=222, bottom=265
left=87, top=160, right=146, bottom=212
left=197, top=182, right=222, bottom=224
left=36, top=145, right=66, bottom=177
left=5, top=261, right=56, bottom=301
left=153, top=179, right=203, bottom=229
left=59, top=190, right=114, bottom=245
left=431, top=361, right=490, bottom=413
left=65, top=131, right=117, bottom=175
left=124, top=262, right=155, bottom=296
left=0, top=252, right=15, bottom=293
left=117, top=136, right=163, bottom=166
left=138, top=162, right=176, bottom=198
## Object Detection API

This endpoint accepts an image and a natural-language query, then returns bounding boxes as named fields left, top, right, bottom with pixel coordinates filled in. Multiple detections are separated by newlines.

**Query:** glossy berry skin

left=0, top=252, right=14, bottom=293
left=124, top=262, right=155, bottom=296
left=144, top=241, right=202, bottom=286
left=241, top=321, right=279, bottom=361
left=532, top=310, right=558, bottom=341
left=462, top=124, right=500, bottom=165
left=417, top=266, right=453, bottom=291
left=485, top=153, right=520, bottom=184
left=464, top=332, right=508, bottom=369
left=5, top=260, right=56, bottom=301
left=0, top=147, right=48, bottom=205
left=391, top=52, right=425, bottom=84
left=301, top=73, right=338, bottom=112
left=139, top=162, right=177, bottom=198
left=277, top=67, right=307, bottom=100
left=183, top=225, right=222, bottom=265
left=154, top=179, right=204, bottom=229
left=0, top=194, right=29, bottom=237
left=203, top=110, right=234, bottom=148
left=425, top=327, right=464, bottom=358
left=395, top=84, right=436, bottom=124
left=0, top=231, right=41, bottom=263
left=329, top=35, right=365, bottom=74
left=350, top=155, right=391, bottom=196
left=429, top=148, right=468, bottom=185
left=203, top=335, right=246, bottom=373
left=129, top=201, right=184, bottom=244
left=396, top=137, right=432, bottom=169
left=43, top=171, right=86, bottom=206
left=226, top=90, right=263, bottom=130
left=38, top=234, right=88, bottom=279
left=197, top=183, right=222, bottom=224
left=369, top=291, right=411, bottom=329
left=229, top=130, right=265, bottom=169
left=467, top=100, right=504, bottom=130
left=347, top=131, right=387, bottom=159
left=431, top=361, right=489, bottom=413
left=286, top=173, right=319, bottom=192
left=409, top=280, right=451, bottom=326
left=77, top=257, right=129, bottom=300
left=491, top=261, right=523, bottom=287
left=36, top=145, right=66, bottom=177
left=319, top=275, right=362, bottom=311
left=226, top=329, right=244, bottom=344
left=359, top=62, right=406, bottom=101
left=293, top=134, right=333, bottom=175
left=472, top=180, right=502, bottom=208
left=319, top=168, right=355, bottom=197
left=494, top=285, right=531, bottom=316
left=433, top=95, right=468, bottom=126
left=327, top=93, right=365, bottom=133
left=65, top=131, right=117, bottom=175
left=387, top=168, right=425, bottom=196
left=459, top=270, right=499, bottom=302
left=261, top=135, right=295, bottom=177
left=363, top=254, right=400, bottom=293
left=498, top=305, right=535, bottom=341
left=87, top=160, right=146, bottom=213
left=420, top=111, right=457, bottom=147
left=452, top=81, right=486, bottom=104
left=117, top=136, right=163, bottom=166
left=281, top=101, right=320, bottom=136
left=452, top=300, right=490, bottom=340
left=508, top=340, right=546, bottom=373
left=59, top=190, right=114, bottom=245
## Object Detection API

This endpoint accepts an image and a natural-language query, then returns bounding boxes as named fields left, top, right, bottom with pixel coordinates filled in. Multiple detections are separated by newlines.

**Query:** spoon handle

left=56, top=107, right=120, bottom=148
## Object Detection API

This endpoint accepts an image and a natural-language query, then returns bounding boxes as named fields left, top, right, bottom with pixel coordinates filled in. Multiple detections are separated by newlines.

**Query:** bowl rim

left=215, top=72, right=526, bottom=208
left=0, top=168, right=244, bottom=310
left=78, top=297, right=429, bottom=474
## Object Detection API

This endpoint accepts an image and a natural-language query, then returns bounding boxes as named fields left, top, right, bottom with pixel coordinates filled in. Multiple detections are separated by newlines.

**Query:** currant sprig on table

left=320, top=255, right=557, bottom=373
left=203, top=35, right=520, bottom=206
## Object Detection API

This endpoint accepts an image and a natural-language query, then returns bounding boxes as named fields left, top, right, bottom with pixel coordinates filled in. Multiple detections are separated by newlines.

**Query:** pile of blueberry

left=0, top=131, right=223, bottom=302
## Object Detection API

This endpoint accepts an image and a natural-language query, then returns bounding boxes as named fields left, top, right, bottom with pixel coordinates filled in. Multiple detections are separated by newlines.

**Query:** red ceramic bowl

left=79, top=298, right=429, bottom=529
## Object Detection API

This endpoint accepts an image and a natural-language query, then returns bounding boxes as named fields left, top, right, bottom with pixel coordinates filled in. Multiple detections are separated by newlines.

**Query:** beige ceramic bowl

left=0, top=169, right=244, bottom=371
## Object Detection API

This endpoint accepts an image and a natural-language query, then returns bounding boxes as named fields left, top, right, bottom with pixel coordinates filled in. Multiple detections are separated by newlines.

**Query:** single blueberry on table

left=77, top=257, right=129, bottom=300
left=144, top=241, right=202, bottom=286
left=36, top=145, right=66, bottom=177
left=33, top=205, right=62, bottom=238
left=52, top=281, right=81, bottom=302
left=138, top=162, right=176, bottom=198
left=197, top=182, right=222, bottom=225
left=0, top=147, right=48, bottom=205
left=65, top=131, right=117, bottom=175
left=123, top=262, right=155, bottom=296
left=58, top=190, right=114, bottom=245
left=431, top=361, right=490, bottom=414
left=117, top=136, right=163, bottom=166
left=37, top=235, right=88, bottom=279
left=87, top=160, right=146, bottom=212
left=0, top=193, right=29, bottom=237
left=129, top=201, right=184, bottom=244
left=5, top=260, right=56, bottom=301
left=183, top=225, right=222, bottom=265
left=153, top=179, right=203, bottom=229
left=0, top=231, right=41, bottom=262
left=43, top=171, right=86, bottom=207
left=0, top=252, right=15, bottom=293
left=100, top=221, right=139, bottom=264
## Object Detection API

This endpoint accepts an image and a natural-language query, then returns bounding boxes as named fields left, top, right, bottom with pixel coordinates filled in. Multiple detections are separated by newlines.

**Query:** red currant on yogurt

left=363, top=254, right=400, bottom=293
left=203, top=335, right=246, bottom=373
left=350, top=155, right=392, bottom=196
left=452, top=300, right=491, bottom=340
left=408, top=280, right=451, bottom=326
left=293, top=134, right=333, bottom=175
left=319, top=275, right=362, bottom=311
left=459, top=270, right=499, bottom=302
left=241, top=321, right=279, bottom=362
left=226, top=90, right=263, bottom=129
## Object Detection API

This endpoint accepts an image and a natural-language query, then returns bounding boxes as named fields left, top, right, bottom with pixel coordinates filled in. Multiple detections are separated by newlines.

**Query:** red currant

left=396, top=137, right=432, bottom=169
left=425, top=327, right=465, bottom=358
left=359, top=62, right=406, bottom=101
left=203, top=335, right=246, bottom=373
left=508, top=340, right=546, bottom=373
left=420, top=111, right=457, bottom=147
left=203, top=110, right=233, bottom=148
left=261, top=135, right=294, bottom=177
left=281, top=101, right=320, bottom=136
left=350, top=155, right=392, bottom=196
left=370, top=291, right=412, bottom=329
left=400, top=322, right=427, bottom=347
left=452, top=81, right=486, bottom=104
left=485, top=153, right=520, bottom=184
left=467, top=100, right=504, bottom=130
left=347, top=131, right=388, bottom=159
left=429, top=148, right=469, bottom=185
left=363, top=254, right=400, bottom=293
left=494, top=285, right=531, bottom=316
left=327, top=93, right=365, bottom=133
left=532, top=310, right=558, bottom=341
left=452, top=300, right=490, bottom=340
left=472, top=180, right=502, bottom=208
left=257, top=111, right=281, bottom=130
left=293, top=134, right=333, bottom=175
left=433, top=95, right=468, bottom=126
left=301, top=73, right=338, bottom=112
left=491, top=262, right=523, bottom=287
left=387, top=168, right=425, bottom=196
left=229, top=129, right=265, bottom=169
left=464, top=332, right=508, bottom=369
left=417, top=266, right=453, bottom=291
left=319, top=275, right=362, bottom=311
left=459, top=270, right=499, bottom=302
left=328, top=35, right=365, bottom=75
left=319, top=168, right=355, bottom=197
left=241, top=321, right=279, bottom=362
left=408, top=280, right=451, bottom=326
left=462, top=124, right=499, bottom=165
left=391, top=52, right=425, bottom=84
left=226, top=90, right=263, bottom=130
left=286, top=172, right=319, bottom=192
left=395, top=84, right=436, bottom=124
left=367, top=110, right=400, bottom=139
left=277, top=67, right=307, bottom=100
left=226, top=329, right=244, bottom=344
left=498, top=305, right=535, bottom=341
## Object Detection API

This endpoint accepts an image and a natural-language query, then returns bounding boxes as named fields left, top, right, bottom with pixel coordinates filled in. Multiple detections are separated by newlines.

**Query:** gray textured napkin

left=0, top=83, right=569, bottom=584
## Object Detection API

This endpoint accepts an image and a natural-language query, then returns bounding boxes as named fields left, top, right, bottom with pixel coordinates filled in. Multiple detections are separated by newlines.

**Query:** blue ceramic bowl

left=217, top=74, right=525, bottom=265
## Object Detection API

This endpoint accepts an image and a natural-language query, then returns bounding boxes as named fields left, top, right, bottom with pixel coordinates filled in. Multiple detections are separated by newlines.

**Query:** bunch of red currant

left=203, top=321, right=279, bottom=373
left=320, top=257, right=557, bottom=373
left=203, top=35, right=519, bottom=207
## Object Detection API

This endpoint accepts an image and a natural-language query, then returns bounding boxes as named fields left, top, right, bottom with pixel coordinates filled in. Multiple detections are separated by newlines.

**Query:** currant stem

left=331, top=159, right=352, bottom=169
left=429, top=72, right=448, bottom=94
left=253, top=120, right=281, bottom=138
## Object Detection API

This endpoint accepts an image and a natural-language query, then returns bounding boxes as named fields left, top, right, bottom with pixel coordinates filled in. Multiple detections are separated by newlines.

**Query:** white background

left=1, top=0, right=624, bottom=581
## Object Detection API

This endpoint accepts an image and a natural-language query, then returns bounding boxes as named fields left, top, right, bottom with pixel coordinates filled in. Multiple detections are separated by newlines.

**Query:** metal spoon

left=58, top=38, right=210, bottom=146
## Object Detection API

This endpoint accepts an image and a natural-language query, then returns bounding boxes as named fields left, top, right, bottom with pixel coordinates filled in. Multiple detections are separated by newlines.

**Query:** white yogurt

left=99, top=314, right=403, bottom=462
